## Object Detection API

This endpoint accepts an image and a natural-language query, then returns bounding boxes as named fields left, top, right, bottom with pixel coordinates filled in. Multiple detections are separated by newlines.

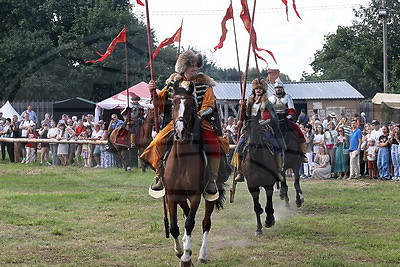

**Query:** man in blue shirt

left=20, top=105, right=38, bottom=125
left=348, top=119, right=363, bottom=179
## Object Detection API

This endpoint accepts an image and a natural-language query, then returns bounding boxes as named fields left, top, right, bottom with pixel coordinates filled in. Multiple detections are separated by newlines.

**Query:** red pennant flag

left=85, top=28, right=127, bottom=63
left=281, top=0, right=301, bottom=20
left=136, top=0, right=145, bottom=6
left=281, top=0, right=289, bottom=21
left=212, top=3, right=233, bottom=52
left=292, top=0, right=302, bottom=20
left=240, top=0, right=277, bottom=64
left=146, top=26, right=182, bottom=67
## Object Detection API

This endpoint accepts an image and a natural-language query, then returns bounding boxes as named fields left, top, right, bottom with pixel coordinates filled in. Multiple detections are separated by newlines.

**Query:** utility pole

left=379, top=0, right=388, bottom=93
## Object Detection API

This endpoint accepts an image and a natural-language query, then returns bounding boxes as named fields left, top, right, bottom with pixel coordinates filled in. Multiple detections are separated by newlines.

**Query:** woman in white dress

left=311, top=146, right=331, bottom=179
left=57, top=123, right=70, bottom=166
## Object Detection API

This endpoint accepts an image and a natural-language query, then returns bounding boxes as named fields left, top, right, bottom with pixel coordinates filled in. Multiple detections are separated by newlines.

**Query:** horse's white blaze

left=181, top=234, right=192, bottom=262
left=178, top=99, right=186, bottom=117
left=176, top=99, right=186, bottom=138
left=198, top=231, right=209, bottom=261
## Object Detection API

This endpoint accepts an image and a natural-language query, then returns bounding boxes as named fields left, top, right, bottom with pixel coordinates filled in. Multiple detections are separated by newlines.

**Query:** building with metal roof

left=214, top=80, right=365, bottom=123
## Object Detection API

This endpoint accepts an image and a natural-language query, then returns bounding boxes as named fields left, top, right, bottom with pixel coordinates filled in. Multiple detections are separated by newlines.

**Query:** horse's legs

left=264, top=184, right=275, bottom=228
left=293, top=167, right=304, bottom=207
left=181, top=195, right=201, bottom=264
left=248, top=186, right=263, bottom=236
left=198, top=200, right=215, bottom=264
left=279, top=173, right=290, bottom=208
left=178, top=201, right=190, bottom=217
left=168, top=199, right=183, bottom=258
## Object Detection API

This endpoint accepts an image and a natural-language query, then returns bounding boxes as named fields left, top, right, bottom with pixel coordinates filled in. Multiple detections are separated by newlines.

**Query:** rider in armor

left=268, top=78, right=307, bottom=162
left=121, top=94, right=144, bottom=147
left=140, top=50, right=229, bottom=200
left=232, top=78, right=287, bottom=182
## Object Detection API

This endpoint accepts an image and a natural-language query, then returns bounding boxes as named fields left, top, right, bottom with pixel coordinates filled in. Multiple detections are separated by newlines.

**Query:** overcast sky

left=131, top=0, right=372, bottom=81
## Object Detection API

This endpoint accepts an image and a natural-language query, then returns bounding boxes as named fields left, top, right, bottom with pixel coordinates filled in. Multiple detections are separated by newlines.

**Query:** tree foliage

left=301, top=0, right=400, bottom=99
left=0, top=0, right=290, bottom=102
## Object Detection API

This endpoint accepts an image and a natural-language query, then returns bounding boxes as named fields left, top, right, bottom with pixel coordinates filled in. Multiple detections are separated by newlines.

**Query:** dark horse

left=241, top=119, right=278, bottom=236
left=109, top=112, right=154, bottom=171
left=279, top=122, right=304, bottom=208
left=164, top=82, right=225, bottom=266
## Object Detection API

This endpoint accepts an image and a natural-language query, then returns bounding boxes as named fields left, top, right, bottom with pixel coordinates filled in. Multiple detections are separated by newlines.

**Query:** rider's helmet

left=274, top=77, right=285, bottom=96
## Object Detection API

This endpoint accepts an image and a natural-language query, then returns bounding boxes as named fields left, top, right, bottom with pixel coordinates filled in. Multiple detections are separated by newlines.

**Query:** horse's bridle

left=173, top=94, right=197, bottom=142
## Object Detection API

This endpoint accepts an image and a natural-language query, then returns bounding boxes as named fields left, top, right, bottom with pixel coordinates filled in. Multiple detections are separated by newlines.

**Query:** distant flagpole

left=177, top=19, right=183, bottom=56
left=124, top=27, right=130, bottom=124
left=144, top=0, right=160, bottom=133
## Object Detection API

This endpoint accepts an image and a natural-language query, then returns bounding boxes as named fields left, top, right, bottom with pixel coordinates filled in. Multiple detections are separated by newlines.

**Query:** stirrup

left=203, top=180, right=219, bottom=201
left=148, top=177, right=165, bottom=199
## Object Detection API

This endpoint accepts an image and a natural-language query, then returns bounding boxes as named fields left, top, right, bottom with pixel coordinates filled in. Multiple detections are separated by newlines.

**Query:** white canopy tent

left=0, top=101, right=21, bottom=120
left=95, top=82, right=153, bottom=122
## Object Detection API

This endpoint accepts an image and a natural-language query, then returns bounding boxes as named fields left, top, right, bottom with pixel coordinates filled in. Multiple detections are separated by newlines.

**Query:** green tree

left=301, top=0, right=400, bottom=99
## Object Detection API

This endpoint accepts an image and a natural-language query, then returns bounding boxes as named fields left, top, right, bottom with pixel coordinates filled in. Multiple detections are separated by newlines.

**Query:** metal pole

left=382, top=0, right=388, bottom=93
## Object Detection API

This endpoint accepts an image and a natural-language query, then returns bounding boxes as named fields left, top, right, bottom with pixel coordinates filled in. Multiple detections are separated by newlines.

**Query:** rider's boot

left=275, top=152, right=284, bottom=182
left=234, top=156, right=245, bottom=182
left=205, top=157, right=220, bottom=195
left=151, top=168, right=164, bottom=191
left=300, top=142, right=308, bottom=163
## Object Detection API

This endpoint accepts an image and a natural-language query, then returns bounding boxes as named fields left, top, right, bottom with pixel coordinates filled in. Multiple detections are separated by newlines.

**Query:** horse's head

left=172, top=81, right=197, bottom=142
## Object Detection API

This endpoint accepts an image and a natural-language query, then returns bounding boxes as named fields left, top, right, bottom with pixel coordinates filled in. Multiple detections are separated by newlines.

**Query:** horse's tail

left=215, top=156, right=232, bottom=210
left=215, top=181, right=226, bottom=210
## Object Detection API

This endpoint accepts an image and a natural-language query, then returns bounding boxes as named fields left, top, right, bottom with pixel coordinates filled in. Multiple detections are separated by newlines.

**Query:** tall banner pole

left=177, top=19, right=183, bottom=56
left=144, top=0, right=160, bottom=133
left=144, top=0, right=168, bottom=239
left=124, top=27, right=132, bottom=166
left=230, top=0, right=257, bottom=203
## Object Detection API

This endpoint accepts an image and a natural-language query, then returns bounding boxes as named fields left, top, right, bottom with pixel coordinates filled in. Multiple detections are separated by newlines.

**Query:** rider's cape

left=245, top=94, right=287, bottom=151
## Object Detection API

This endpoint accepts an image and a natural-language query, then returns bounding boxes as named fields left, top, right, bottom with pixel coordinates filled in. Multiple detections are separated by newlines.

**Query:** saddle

left=115, top=127, right=130, bottom=147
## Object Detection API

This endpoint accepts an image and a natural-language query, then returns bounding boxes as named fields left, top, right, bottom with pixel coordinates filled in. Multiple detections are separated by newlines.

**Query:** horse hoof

left=279, top=193, right=285, bottom=200
left=175, top=250, right=184, bottom=258
left=180, top=259, right=192, bottom=267
left=254, top=230, right=263, bottom=236
left=197, top=258, right=207, bottom=264
left=265, top=215, right=275, bottom=228
left=296, top=198, right=304, bottom=207
left=127, top=167, right=131, bottom=171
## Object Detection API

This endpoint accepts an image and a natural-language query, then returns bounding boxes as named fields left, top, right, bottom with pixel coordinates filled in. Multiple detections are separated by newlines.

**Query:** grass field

left=0, top=162, right=400, bottom=266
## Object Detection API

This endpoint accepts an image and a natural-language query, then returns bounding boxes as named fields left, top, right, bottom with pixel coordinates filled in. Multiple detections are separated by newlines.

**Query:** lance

left=230, top=0, right=258, bottom=203
left=124, top=27, right=132, bottom=166
left=144, top=0, right=169, bottom=239
left=177, top=19, right=183, bottom=56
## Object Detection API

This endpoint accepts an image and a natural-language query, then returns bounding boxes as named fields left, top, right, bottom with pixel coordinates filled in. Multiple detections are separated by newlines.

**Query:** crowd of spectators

left=1, top=104, right=399, bottom=180
left=299, top=111, right=400, bottom=181
left=0, top=105, right=128, bottom=168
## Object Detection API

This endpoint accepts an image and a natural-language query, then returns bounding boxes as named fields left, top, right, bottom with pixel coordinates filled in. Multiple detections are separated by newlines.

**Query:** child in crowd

left=80, top=128, right=91, bottom=167
left=366, top=139, right=378, bottom=179
left=25, top=126, right=38, bottom=163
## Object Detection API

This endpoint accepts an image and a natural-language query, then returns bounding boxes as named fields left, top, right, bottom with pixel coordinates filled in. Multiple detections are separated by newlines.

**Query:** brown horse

left=163, top=82, right=224, bottom=266
left=279, top=122, right=304, bottom=208
left=109, top=111, right=154, bottom=171
left=137, top=109, right=154, bottom=172
left=109, top=125, right=130, bottom=171
left=241, top=119, right=278, bottom=236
